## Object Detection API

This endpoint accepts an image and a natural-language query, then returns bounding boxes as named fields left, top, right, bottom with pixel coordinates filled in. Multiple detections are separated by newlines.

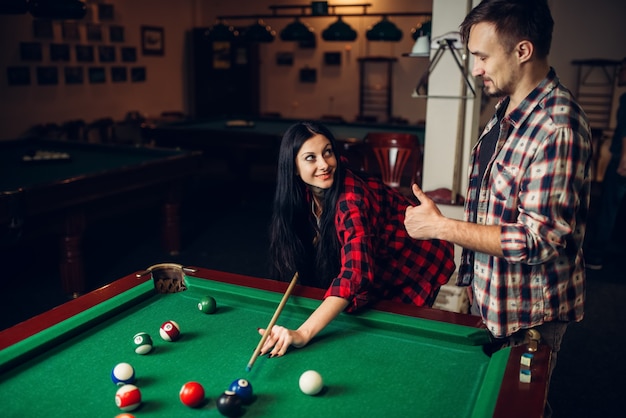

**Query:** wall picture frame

left=111, top=66, right=127, bottom=82
left=62, top=21, right=80, bottom=41
left=299, top=68, right=317, bottom=83
left=36, top=66, right=59, bottom=85
left=141, top=26, right=164, bottom=56
left=20, top=42, right=43, bottom=61
left=86, top=23, right=103, bottom=42
left=131, top=67, right=146, bottom=82
left=276, top=52, right=294, bottom=66
left=75, top=45, right=94, bottom=62
left=64, top=67, right=84, bottom=84
left=50, top=44, right=70, bottom=62
left=109, top=25, right=124, bottom=42
left=98, top=45, right=116, bottom=63
left=121, top=47, right=137, bottom=62
left=88, top=67, right=106, bottom=83
left=7, top=67, right=31, bottom=86
left=324, top=52, right=341, bottom=66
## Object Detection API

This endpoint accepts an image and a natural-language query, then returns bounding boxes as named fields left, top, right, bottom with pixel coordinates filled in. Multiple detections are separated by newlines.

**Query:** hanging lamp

left=366, top=16, right=402, bottom=42
left=322, top=16, right=357, bottom=41
left=280, top=18, right=315, bottom=42
left=243, top=19, right=275, bottom=43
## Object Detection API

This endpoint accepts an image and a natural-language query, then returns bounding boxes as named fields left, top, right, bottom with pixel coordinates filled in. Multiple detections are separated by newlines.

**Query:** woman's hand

left=257, top=325, right=308, bottom=357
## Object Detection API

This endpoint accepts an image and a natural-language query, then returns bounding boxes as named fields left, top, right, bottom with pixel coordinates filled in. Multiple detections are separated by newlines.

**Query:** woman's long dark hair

left=269, top=121, right=345, bottom=288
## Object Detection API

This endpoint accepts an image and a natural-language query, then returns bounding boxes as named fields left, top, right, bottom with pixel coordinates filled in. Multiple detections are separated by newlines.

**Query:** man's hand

left=404, top=184, right=446, bottom=240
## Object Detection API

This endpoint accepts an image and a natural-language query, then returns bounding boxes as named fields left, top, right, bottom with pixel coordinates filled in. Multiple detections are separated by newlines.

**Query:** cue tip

left=245, top=365, right=252, bottom=372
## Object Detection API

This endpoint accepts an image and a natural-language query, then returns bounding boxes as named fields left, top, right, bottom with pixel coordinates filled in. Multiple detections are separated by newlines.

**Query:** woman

left=259, top=121, right=455, bottom=357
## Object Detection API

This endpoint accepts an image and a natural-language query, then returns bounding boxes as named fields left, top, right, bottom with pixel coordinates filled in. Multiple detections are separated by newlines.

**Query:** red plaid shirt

left=323, top=170, right=455, bottom=311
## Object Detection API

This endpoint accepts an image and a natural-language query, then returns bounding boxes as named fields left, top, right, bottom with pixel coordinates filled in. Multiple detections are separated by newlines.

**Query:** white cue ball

left=299, top=370, right=324, bottom=395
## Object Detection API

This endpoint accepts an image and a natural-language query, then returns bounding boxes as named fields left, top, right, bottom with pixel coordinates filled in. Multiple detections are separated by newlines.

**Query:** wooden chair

left=60, top=119, right=86, bottom=141
left=363, top=132, right=423, bottom=197
left=84, top=117, right=114, bottom=143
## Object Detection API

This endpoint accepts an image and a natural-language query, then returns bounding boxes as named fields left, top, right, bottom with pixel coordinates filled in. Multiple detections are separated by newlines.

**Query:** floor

left=1, top=175, right=624, bottom=418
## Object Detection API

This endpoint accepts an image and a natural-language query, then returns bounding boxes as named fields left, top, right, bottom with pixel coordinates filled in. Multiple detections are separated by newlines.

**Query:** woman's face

left=295, top=134, right=337, bottom=189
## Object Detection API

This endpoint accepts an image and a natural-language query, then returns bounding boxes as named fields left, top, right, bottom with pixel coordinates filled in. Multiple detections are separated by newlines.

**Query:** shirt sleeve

left=500, top=126, right=590, bottom=264
left=324, top=197, right=376, bottom=312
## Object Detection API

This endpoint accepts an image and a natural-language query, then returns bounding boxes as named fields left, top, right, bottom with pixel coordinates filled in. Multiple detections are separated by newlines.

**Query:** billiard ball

left=115, top=414, right=135, bottom=418
left=216, top=390, right=243, bottom=417
left=115, top=384, right=142, bottom=412
left=228, top=378, right=253, bottom=404
left=179, top=381, right=205, bottom=407
left=132, top=332, right=153, bottom=355
left=111, top=362, right=136, bottom=386
left=159, top=320, right=181, bottom=341
left=198, top=295, right=217, bottom=314
left=299, top=370, right=324, bottom=395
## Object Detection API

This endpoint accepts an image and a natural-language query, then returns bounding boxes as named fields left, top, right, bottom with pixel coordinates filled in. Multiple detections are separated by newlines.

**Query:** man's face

left=468, top=22, right=520, bottom=98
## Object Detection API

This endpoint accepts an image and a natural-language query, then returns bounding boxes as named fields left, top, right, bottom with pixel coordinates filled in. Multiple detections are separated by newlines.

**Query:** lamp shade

left=411, top=19, right=432, bottom=41
left=243, top=20, right=275, bottom=43
left=322, top=17, right=357, bottom=41
left=280, top=18, right=315, bottom=42
left=208, top=22, right=238, bottom=41
left=366, top=16, right=403, bottom=42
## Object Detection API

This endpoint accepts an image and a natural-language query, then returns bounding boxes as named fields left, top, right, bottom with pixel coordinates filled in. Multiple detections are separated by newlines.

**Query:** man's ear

left=516, top=40, right=533, bottom=63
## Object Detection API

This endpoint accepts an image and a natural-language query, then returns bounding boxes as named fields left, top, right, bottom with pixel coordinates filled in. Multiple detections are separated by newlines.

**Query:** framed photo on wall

left=64, top=67, right=84, bottom=84
left=131, top=67, right=146, bottom=82
left=141, top=26, right=164, bottom=56
left=36, top=66, right=59, bottom=85
left=20, top=42, right=43, bottom=61
left=76, top=45, right=94, bottom=62
left=276, top=52, right=294, bottom=66
left=109, top=25, right=124, bottom=42
left=88, top=67, right=106, bottom=83
left=7, top=67, right=31, bottom=86
left=86, top=23, right=103, bottom=42
left=121, top=47, right=137, bottom=62
left=50, top=44, right=70, bottom=62
left=111, top=67, right=127, bottom=82
left=98, top=45, right=116, bottom=63
left=62, top=21, right=80, bottom=41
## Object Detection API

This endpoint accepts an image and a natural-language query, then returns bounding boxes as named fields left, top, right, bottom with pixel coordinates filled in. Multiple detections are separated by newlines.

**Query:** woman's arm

left=257, top=296, right=348, bottom=357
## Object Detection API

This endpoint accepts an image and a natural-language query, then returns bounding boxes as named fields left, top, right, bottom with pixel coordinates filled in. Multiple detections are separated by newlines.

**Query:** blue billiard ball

left=228, top=378, right=253, bottom=404
left=111, top=362, right=135, bottom=386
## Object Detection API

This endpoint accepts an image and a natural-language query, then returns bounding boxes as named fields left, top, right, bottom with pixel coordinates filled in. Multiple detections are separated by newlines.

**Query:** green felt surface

left=0, top=138, right=182, bottom=191
left=0, top=276, right=506, bottom=418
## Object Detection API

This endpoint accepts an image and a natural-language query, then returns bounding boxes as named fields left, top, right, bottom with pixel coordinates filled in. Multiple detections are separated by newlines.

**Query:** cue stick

left=246, top=272, right=299, bottom=372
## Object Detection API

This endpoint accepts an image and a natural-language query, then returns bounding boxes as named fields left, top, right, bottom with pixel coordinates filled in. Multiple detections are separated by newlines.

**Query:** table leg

left=59, top=211, right=86, bottom=298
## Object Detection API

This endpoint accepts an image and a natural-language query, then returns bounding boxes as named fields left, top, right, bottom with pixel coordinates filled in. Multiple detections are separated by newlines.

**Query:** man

left=404, top=0, right=591, bottom=409
left=585, top=58, right=626, bottom=270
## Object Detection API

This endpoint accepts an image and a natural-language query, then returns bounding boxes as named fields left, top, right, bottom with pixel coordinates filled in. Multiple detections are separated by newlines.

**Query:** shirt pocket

left=491, top=162, right=519, bottom=202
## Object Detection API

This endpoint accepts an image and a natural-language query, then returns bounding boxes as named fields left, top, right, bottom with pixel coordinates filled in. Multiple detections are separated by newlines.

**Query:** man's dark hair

left=459, top=0, right=554, bottom=58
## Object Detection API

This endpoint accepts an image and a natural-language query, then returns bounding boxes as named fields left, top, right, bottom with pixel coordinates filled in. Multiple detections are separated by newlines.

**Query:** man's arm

left=404, top=184, right=503, bottom=257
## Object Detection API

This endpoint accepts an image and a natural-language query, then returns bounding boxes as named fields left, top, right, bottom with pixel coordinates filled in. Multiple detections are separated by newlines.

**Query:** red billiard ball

left=159, top=320, right=180, bottom=341
left=216, top=390, right=243, bottom=417
left=115, top=384, right=142, bottom=412
left=229, top=378, right=253, bottom=404
left=179, top=381, right=205, bottom=407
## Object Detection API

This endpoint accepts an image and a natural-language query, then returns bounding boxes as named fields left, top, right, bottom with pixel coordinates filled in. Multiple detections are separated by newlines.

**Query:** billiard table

left=144, top=118, right=425, bottom=181
left=0, top=138, right=201, bottom=296
left=0, top=265, right=550, bottom=417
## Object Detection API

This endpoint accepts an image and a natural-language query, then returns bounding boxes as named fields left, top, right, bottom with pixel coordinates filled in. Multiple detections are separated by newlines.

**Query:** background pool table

left=0, top=138, right=201, bottom=296
left=0, top=266, right=550, bottom=418
left=144, top=118, right=425, bottom=183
